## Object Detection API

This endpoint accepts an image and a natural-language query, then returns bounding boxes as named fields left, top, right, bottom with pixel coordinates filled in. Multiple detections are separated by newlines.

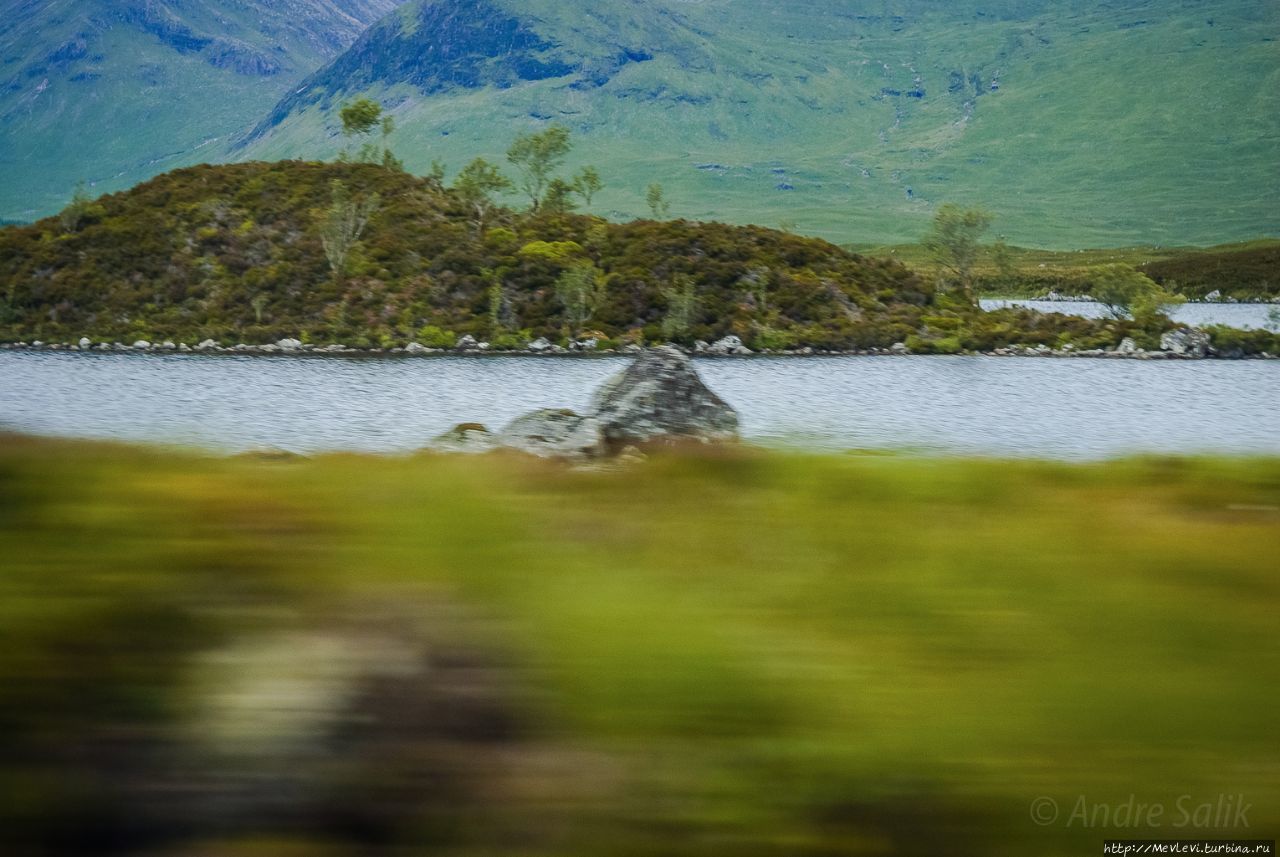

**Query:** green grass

left=240, top=0, right=1280, bottom=249
left=2, top=435, right=1277, bottom=854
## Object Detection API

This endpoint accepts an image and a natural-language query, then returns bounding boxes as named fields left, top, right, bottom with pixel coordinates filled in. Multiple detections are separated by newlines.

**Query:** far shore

left=1, top=341, right=1276, bottom=360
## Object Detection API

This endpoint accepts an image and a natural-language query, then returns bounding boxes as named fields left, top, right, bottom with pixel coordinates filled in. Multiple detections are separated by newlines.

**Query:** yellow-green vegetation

left=2, top=435, right=1277, bottom=854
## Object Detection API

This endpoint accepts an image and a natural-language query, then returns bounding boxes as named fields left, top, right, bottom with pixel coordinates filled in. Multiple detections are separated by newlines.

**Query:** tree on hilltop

left=506, top=125, right=572, bottom=212
left=339, top=98, right=400, bottom=169
left=453, top=158, right=512, bottom=235
left=924, top=204, right=992, bottom=303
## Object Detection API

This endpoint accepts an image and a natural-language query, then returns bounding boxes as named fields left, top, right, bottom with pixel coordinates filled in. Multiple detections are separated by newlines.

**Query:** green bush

left=416, top=325, right=456, bottom=348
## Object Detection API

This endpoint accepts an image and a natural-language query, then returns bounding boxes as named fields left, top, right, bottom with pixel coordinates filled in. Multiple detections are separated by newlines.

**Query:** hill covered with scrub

left=0, top=158, right=1244, bottom=355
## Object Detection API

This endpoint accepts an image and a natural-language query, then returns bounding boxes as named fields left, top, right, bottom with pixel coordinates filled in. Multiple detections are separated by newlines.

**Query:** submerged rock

left=1160, top=327, right=1211, bottom=357
left=590, top=345, right=739, bottom=451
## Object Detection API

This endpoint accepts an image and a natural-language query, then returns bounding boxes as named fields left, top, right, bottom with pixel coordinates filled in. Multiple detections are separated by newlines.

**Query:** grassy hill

left=0, top=0, right=399, bottom=221
left=236, top=0, right=1280, bottom=249
left=0, top=158, right=1194, bottom=353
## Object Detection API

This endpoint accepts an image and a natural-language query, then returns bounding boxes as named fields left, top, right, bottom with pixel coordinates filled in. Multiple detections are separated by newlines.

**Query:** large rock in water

left=495, top=409, right=604, bottom=460
left=1160, top=327, right=1211, bottom=357
left=590, top=345, right=739, bottom=451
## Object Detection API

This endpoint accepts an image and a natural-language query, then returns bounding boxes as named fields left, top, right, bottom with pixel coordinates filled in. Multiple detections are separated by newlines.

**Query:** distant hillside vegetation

left=238, top=0, right=1280, bottom=248
left=0, top=0, right=399, bottom=220
left=1141, top=242, right=1280, bottom=300
left=0, top=160, right=1175, bottom=353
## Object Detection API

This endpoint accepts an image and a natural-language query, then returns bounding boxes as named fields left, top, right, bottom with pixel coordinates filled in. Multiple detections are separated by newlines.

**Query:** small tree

left=1091, top=264, right=1184, bottom=322
left=320, top=180, right=380, bottom=284
left=661, top=274, right=698, bottom=339
left=554, top=261, right=604, bottom=338
left=574, top=166, right=603, bottom=209
left=923, top=203, right=993, bottom=303
left=59, top=181, right=99, bottom=234
left=646, top=183, right=671, bottom=219
left=453, top=158, right=512, bottom=234
left=482, top=268, right=516, bottom=339
left=339, top=98, right=398, bottom=167
left=506, top=125, right=572, bottom=212
left=427, top=159, right=447, bottom=187
left=542, top=178, right=579, bottom=215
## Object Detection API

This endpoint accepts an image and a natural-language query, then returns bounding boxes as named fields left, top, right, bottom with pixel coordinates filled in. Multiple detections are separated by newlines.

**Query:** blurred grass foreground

left=1, top=434, right=1277, bottom=856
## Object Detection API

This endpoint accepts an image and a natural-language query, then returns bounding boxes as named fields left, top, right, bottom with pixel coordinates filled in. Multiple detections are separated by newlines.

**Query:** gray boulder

left=432, top=423, right=496, bottom=454
left=132, top=340, right=151, bottom=350
left=1160, top=327, right=1211, bottom=357
left=1116, top=337, right=1140, bottom=354
left=455, top=334, right=480, bottom=351
left=706, top=335, right=753, bottom=355
left=589, top=345, right=739, bottom=450
left=496, top=409, right=604, bottom=460
left=276, top=338, right=302, bottom=351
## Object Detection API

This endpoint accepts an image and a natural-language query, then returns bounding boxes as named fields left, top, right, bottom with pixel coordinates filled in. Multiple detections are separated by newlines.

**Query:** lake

left=980, top=299, right=1278, bottom=329
left=1, top=352, right=1277, bottom=459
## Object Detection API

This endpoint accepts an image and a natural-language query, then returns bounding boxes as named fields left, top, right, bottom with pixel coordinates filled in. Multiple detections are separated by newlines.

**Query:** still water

left=2, top=352, right=1277, bottom=459
left=980, top=299, right=1277, bottom=329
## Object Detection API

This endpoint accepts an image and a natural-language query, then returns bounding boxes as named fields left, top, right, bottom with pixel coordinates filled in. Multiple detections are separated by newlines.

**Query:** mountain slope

left=0, top=0, right=400, bottom=220
left=239, top=0, right=1280, bottom=248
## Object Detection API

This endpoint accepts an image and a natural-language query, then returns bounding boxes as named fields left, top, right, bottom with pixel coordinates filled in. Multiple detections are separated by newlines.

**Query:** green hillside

left=0, top=0, right=398, bottom=221
left=238, top=0, right=1280, bottom=248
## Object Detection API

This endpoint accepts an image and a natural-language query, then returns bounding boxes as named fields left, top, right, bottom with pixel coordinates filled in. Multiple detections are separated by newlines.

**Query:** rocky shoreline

left=986, top=292, right=1280, bottom=305
left=0, top=329, right=1275, bottom=360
